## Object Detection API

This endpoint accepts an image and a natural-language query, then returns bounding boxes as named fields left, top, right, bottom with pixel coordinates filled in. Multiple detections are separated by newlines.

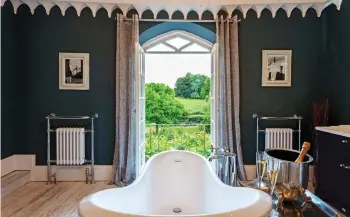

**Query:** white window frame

left=135, top=43, right=146, bottom=176
left=142, top=30, right=213, bottom=54
left=137, top=31, right=218, bottom=176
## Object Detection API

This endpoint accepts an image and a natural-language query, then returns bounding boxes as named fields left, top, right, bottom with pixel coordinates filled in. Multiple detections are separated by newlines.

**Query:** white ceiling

left=1, top=0, right=343, bottom=18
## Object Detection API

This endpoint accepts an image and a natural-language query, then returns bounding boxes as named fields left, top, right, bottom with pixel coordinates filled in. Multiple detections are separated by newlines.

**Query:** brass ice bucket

left=264, top=148, right=313, bottom=205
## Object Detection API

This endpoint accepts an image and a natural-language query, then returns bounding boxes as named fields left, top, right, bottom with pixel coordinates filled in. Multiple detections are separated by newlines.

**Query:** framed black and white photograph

left=262, top=50, right=292, bottom=87
left=59, top=52, right=90, bottom=90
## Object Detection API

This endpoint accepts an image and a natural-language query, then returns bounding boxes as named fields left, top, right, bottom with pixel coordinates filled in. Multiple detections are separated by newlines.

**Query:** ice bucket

left=264, top=148, right=313, bottom=205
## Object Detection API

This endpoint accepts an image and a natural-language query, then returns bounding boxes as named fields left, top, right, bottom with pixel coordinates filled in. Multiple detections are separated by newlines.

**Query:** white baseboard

left=31, top=164, right=314, bottom=182
left=1, top=155, right=36, bottom=177
left=31, top=165, right=113, bottom=181
left=14, top=155, right=36, bottom=171
left=31, top=164, right=256, bottom=181
left=1, top=156, right=15, bottom=177
left=1, top=155, right=314, bottom=182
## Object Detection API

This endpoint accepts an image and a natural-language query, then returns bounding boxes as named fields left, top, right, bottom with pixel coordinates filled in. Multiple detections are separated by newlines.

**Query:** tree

left=175, top=73, right=210, bottom=99
left=200, top=77, right=210, bottom=101
left=175, top=74, right=193, bottom=98
left=146, top=83, right=185, bottom=124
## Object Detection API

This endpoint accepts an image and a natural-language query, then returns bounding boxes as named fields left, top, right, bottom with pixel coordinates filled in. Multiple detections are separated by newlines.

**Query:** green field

left=175, top=97, right=209, bottom=112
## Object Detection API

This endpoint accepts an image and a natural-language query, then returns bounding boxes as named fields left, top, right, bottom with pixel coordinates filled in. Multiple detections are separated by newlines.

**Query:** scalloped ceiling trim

left=1, top=0, right=343, bottom=18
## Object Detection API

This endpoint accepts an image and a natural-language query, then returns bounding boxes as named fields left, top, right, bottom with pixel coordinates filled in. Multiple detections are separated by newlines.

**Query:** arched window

left=142, top=30, right=213, bottom=54
left=135, top=30, right=218, bottom=176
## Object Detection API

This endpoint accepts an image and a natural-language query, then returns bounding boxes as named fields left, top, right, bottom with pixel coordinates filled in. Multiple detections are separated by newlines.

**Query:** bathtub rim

left=78, top=150, right=273, bottom=217
left=79, top=191, right=273, bottom=217
left=133, top=150, right=225, bottom=188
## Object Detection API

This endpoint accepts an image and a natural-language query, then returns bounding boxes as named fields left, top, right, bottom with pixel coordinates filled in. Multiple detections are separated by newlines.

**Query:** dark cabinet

left=315, top=130, right=350, bottom=216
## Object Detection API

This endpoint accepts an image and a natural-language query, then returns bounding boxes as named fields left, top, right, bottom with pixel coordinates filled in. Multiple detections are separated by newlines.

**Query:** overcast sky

left=145, top=54, right=211, bottom=89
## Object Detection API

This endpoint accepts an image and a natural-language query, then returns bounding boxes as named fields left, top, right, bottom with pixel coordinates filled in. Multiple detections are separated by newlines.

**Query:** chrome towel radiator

left=46, top=113, right=98, bottom=184
left=253, top=114, right=303, bottom=151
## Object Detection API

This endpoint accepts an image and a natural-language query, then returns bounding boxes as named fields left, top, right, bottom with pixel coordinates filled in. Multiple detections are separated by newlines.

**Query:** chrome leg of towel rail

left=90, top=162, right=95, bottom=184
left=47, top=118, right=57, bottom=184
left=90, top=117, right=95, bottom=184
left=47, top=163, right=50, bottom=184
left=85, top=166, right=95, bottom=184
left=85, top=168, right=89, bottom=184
left=47, top=162, right=50, bottom=185
left=47, top=165, right=56, bottom=185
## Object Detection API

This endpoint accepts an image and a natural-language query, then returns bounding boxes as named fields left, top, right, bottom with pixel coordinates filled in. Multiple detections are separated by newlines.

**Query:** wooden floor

left=1, top=181, right=316, bottom=217
left=1, top=182, right=115, bottom=217
left=1, top=171, right=31, bottom=198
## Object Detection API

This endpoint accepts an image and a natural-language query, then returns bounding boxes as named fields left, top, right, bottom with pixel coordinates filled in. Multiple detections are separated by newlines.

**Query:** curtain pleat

left=216, top=16, right=247, bottom=181
left=111, top=14, right=139, bottom=186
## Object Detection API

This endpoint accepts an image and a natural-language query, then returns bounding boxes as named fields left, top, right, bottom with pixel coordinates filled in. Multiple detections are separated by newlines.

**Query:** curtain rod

left=122, top=18, right=241, bottom=23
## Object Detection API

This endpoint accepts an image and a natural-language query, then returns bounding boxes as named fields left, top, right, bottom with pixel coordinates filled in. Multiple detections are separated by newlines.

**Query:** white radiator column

left=265, top=128, right=293, bottom=150
left=55, top=127, right=85, bottom=165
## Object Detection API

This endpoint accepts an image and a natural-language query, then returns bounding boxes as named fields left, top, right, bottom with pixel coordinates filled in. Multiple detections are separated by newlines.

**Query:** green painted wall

left=324, top=1, right=350, bottom=124
left=236, top=9, right=324, bottom=163
left=1, top=2, right=21, bottom=159
left=16, top=6, right=117, bottom=164
left=2, top=4, right=326, bottom=165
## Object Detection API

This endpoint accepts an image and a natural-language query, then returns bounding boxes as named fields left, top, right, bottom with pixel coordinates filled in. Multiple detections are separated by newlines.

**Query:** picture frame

left=59, top=52, right=90, bottom=90
left=262, top=50, right=292, bottom=87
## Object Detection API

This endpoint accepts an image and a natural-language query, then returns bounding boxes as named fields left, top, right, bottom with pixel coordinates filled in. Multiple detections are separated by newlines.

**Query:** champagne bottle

left=295, top=142, right=311, bottom=163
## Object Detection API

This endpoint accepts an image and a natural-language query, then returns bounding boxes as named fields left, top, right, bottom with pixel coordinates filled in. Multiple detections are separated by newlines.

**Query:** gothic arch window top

left=142, top=30, right=213, bottom=54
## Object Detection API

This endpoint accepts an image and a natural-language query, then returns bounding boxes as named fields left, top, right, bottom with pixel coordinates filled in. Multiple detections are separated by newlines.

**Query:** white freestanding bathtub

left=78, top=150, right=272, bottom=217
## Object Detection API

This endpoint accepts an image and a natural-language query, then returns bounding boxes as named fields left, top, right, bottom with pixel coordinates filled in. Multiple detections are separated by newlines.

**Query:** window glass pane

left=181, top=43, right=210, bottom=52
left=166, top=37, right=190, bottom=49
left=146, top=43, right=175, bottom=52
